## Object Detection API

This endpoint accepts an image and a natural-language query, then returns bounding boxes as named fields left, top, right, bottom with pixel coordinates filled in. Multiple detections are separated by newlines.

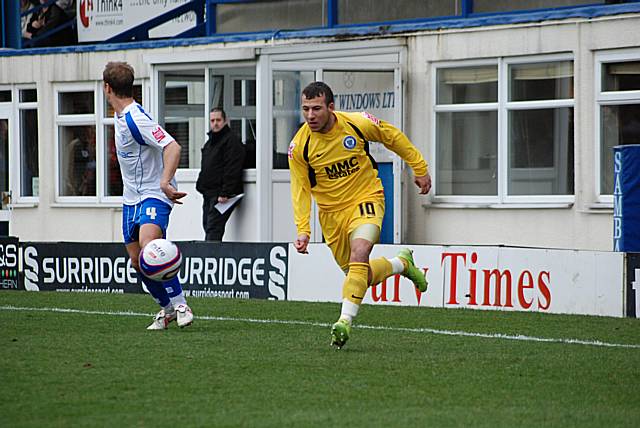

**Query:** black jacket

left=27, top=4, right=75, bottom=47
left=196, top=125, right=245, bottom=198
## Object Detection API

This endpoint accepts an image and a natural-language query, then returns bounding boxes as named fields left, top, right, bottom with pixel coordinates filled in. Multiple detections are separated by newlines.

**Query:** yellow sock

left=342, top=262, right=369, bottom=304
left=369, top=257, right=394, bottom=286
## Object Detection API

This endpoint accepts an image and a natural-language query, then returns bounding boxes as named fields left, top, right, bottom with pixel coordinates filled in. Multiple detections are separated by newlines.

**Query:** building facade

left=1, top=2, right=639, bottom=250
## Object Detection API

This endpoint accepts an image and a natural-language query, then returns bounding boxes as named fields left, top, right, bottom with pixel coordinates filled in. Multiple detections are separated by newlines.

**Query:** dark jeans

left=202, top=196, right=240, bottom=241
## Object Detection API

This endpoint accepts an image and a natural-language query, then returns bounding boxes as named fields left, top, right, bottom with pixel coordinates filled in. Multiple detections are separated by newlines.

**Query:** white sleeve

left=127, top=107, right=175, bottom=149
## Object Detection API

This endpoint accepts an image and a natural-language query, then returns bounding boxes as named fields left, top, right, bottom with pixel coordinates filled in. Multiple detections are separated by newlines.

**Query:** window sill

left=6, top=203, right=38, bottom=208
left=50, top=203, right=123, bottom=209
left=583, top=203, right=613, bottom=213
left=424, top=202, right=574, bottom=209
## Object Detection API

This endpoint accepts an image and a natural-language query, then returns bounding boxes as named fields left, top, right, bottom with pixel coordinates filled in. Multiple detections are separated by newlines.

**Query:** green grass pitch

left=1, top=291, right=639, bottom=427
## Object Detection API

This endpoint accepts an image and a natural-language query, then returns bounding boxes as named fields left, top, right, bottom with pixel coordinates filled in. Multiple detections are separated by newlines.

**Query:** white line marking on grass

left=2, top=305, right=639, bottom=350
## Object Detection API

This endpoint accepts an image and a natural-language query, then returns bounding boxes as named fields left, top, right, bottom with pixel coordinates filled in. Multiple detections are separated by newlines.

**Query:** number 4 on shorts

left=146, top=206, right=157, bottom=220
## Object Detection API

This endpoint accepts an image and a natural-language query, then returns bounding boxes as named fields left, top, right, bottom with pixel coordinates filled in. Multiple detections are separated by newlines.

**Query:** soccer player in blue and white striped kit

left=103, top=61, right=194, bottom=330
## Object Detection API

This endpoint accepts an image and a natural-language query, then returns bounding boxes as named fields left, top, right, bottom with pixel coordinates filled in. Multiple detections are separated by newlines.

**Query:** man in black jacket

left=196, top=108, right=245, bottom=241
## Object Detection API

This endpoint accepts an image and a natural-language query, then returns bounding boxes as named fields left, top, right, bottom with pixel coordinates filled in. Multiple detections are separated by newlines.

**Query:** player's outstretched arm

left=161, top=140, right=187, bottom=204
left=414, top=173, right=432, bottom=195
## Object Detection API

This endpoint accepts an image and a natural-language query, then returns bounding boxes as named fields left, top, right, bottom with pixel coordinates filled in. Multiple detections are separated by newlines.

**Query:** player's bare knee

left=350, top=241, right=373, bottom=262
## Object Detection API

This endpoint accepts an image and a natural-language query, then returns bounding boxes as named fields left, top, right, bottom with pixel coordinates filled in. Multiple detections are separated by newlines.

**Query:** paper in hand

left=214, top=193, right=244, bottom=214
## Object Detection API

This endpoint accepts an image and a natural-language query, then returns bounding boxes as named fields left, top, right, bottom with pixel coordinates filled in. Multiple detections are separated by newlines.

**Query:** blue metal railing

left=16, top=0, right=76, bottom=48
left=2, top=0, right=640, bottom=51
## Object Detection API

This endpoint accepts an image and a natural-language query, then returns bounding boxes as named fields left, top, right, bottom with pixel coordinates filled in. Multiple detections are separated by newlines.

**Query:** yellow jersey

left=288, top=111, right=428, bottom=236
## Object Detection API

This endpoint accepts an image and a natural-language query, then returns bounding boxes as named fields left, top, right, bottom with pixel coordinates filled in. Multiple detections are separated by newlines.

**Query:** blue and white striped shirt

left=114, top=101, right=177, bottom=206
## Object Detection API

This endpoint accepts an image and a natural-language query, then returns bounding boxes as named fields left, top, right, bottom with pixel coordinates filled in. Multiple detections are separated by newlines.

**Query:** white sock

left=170, top=294, right=187, bottom=307
left=339, top=299, right=360, bottom=324
left=389, top=257, right=406, bottom=274
left=163, top=303, right=175, bottom=313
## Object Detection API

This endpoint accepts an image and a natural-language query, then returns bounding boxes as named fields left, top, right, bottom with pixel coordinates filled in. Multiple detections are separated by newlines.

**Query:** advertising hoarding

left=77, top=0, right=196, bottom=43
left=20, top=241, right=288, bottom=300
left=625, top=253, right=640, bottom=318
left=0, top=237, right=20, bottom=291
left=288, top=244, right=625, bottom=317
left=4, top=238, right=625, bottom=317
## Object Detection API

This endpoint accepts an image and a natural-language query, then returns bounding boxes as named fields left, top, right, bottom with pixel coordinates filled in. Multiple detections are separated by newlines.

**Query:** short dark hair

left=210, top=107, right=226, bottom=120
left=102, top=61, right=134, bottom=98
left=302, top=81, right=334, bottom=105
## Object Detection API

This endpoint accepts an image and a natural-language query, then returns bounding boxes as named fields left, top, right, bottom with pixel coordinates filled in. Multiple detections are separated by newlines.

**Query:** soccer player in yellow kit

left=288, top=82, right=431, bottom=349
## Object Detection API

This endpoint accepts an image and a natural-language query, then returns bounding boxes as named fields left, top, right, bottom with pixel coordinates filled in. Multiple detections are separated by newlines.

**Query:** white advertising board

left=288, top=244, right=625, bottom=317
left=77, top=0, right=196, bottom=43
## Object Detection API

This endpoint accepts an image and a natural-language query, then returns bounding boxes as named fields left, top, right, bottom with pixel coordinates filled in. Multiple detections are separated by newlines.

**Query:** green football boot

left=397, top=248, right=428, bottom=292
left=330, top=319, right=351, bottom=349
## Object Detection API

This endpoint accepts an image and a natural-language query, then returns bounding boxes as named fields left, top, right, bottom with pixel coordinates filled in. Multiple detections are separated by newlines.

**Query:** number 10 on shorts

left=359, top=202, right=375, bottom=217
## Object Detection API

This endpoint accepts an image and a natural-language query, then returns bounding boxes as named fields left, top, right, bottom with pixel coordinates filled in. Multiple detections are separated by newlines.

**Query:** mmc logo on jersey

left=325, top=156, right=360, bottom=179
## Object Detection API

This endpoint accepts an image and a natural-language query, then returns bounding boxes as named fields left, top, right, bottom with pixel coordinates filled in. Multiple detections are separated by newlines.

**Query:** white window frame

left=54, top=80, right=149, bottom=205
left=432, top=53, right=575, bottom=206
left=54, top=82, right=100, bottom=204
left=14, top=84, right=39, bottom=205
left=0, top=86, right=13, bottom=218
left=269, top=43, right=405, bottom=242
left=153, top=61, right=257, bottom=170
left=594, top=48, right=640, bottom=206
left=432, top=58, right=499, bottom=205
left=228, top=74, right=257, bottom=145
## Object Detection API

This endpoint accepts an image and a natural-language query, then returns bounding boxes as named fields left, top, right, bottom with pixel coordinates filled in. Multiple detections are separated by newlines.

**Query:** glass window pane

left=58, top=126, right=96, bottom=196
left=601, top=104, right=640, bottom=194
left=509, top=107, right=574, bottom=195
left=233, top=80, right=242, bottom=105
left=603, top=61, right=640, bottom=92
left=164, top=122, right=191, bottom=169
left=20, top=89, right=37, bottom=103
left=105, top=125, right=123, bottom=197
left=474, top=0, right=606, bottom=13
left=510, top=61, right=573, bottom=101
left=0, top=120, right=7, bottom=196
left=210, top=75, right=225, bottom=109
left=229, top=118, right=257, bottom=169
left=272, top=71, right=315, bottom=170
left=59, top=91, right=94, bottom=114
left=160, top=70, right=205, bottom=169
left=0, top=91, right=11, bottom=102
left=233, top=79, right=256, bottom=107
left=217, top=0, right=323, bottom=33
left=437, top=66, right=498, bottom=104
left=339, top=0, right=459, bottom=24
left=20, top=109, right=39, bottom=197
left=104, top=85, right=142, bottom=117
left=436, top=111, right=498, bottom=195
left=207, top=68, right=257, bottom=169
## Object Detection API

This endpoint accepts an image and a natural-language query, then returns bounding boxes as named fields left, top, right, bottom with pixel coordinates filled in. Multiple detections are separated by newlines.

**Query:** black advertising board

left=0, top=236, right=20, bottom=290
left=18, top=241, right=288, bottom=300
left=21, top=242, right=142, bottom=294
left=625, top=253, right=640, bottom=318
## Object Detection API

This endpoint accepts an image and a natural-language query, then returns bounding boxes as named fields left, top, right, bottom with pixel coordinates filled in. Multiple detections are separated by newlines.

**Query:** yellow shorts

left=319, top=198, right=385, bottom=271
